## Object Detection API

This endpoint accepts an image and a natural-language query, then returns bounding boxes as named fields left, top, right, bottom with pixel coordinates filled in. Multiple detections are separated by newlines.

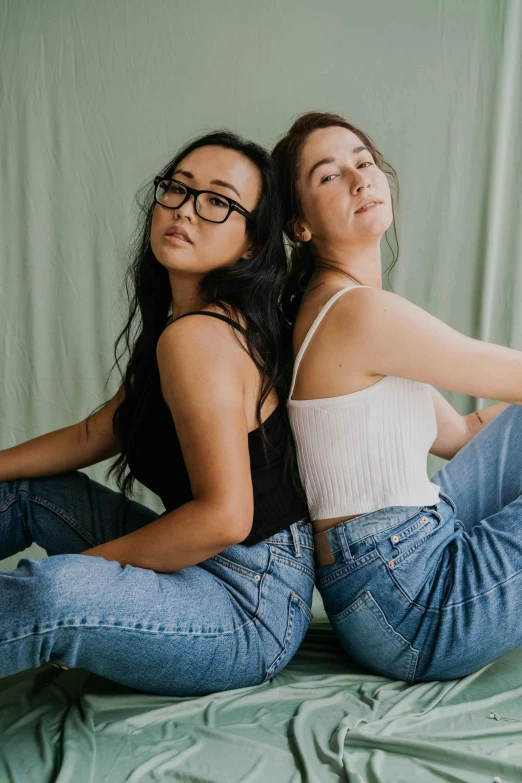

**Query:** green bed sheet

left=1, top=587, right=521, bottom=783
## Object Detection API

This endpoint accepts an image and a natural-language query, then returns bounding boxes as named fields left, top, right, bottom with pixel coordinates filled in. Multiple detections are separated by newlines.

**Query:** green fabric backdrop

left=1, top=0, right=521, bottom=545
left=1, top=2, right=522, bottom=780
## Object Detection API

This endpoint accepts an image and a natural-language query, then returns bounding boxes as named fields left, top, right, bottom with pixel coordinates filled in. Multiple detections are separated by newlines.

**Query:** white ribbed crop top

left=287, top=285, right=441, bottom=520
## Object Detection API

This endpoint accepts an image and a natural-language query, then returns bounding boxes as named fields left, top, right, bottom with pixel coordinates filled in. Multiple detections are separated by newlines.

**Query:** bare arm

left=81, top=316, right=254, bottom=572
left=428, top=386, right=510, bottom=460
left=339, top=288, right=522, bottom=403
left=0, top=386, right=123, bottom=483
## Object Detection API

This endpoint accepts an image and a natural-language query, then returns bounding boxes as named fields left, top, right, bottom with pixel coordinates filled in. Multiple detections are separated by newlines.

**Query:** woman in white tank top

left=271, top=111, right=522, bottom=682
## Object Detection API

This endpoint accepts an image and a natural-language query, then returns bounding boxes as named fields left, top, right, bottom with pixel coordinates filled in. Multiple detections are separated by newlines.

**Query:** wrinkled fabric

left=1, top=591, right=522, bottom=782
left=0, top=470, right=315, bottom=695
left=1, top=0, right=522, bottom=779
left=1, top=0, right=521, bottom=522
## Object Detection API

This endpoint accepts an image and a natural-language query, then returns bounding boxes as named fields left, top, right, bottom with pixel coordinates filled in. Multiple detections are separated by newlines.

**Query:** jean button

left=388, top=560, right=395, bottom=569
left=254, top=574, right=261, bottom=582
left=391, top=535, right=399, bottom=543
left=422, top=516, right=428, bottom=523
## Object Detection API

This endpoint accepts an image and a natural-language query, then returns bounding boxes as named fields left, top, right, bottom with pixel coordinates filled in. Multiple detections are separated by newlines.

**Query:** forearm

left=80, top=499, right=248, bottom=572
left=0, top=423, right=92, bottom=482
left=464, top=401, right=511, bottom=440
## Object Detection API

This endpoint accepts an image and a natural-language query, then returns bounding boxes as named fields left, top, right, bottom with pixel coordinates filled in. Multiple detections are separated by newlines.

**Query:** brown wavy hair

left=271, top=111, right=401, bottom=325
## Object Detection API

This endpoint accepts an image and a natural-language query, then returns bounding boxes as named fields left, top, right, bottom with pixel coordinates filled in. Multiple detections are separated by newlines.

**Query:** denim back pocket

left=328, top=589, right=419, bottom=682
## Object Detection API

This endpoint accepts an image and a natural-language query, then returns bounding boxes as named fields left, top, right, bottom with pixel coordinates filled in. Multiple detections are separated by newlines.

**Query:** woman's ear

left=241, top=244, right=259, bottom=261
left=289, top=218, right=312, bottom=243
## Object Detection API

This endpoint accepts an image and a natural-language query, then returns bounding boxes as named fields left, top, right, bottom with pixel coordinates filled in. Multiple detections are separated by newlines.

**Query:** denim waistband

left=319, top=491, right=456, bottom=552
left=267, top=518, right=314, bottom=550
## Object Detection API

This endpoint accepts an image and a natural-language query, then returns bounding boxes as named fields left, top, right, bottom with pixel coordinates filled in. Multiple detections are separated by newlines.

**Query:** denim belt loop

left=290, top=522, right=302, bottom=558
left=338, top=525, right=354, bottom=561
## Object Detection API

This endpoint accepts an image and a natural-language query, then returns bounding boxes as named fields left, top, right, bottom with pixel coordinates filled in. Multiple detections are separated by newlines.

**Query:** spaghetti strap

left=170, top=310, right=248, bottom=336
left=288, top=285, right=373, bottom=400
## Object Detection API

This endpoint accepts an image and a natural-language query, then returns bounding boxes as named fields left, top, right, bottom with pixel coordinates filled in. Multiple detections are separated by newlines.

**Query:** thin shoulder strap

left=171, top=310, right=248, bottom=336
left=289, top=285, right=373, bottom=400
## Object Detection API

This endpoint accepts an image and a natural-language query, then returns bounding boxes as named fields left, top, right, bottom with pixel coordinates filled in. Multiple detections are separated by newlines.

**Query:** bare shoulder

left=159, top=305, right=248, bottom=357
left=296, top=285, right=410, bottom=344
left=332, top=286, right=415, bottom=328
left=156, top=305, right=251, bottom=414
left=328, top=286, right=438, bottom=352
left=156, top=308, right=247, bottom=417
left=329, top=285, right=446, bottom=360
left=156, top=316, right=246, bottom=385
left=330, top=285, right=522, bottom=403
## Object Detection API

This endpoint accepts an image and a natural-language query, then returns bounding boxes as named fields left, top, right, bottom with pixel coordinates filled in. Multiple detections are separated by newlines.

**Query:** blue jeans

left=0, top=470, right=315, bottom=696
left=316, top=403, right=522, bottom=681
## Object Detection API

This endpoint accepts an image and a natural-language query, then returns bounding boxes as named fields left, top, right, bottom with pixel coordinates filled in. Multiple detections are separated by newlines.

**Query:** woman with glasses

left=271, top=111, right=522, bottom=682
left=0, top=131, right=314, bottom=696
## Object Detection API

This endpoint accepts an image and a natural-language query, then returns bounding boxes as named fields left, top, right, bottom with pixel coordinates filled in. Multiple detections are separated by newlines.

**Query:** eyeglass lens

left=155, top=180, right=231, bottom=222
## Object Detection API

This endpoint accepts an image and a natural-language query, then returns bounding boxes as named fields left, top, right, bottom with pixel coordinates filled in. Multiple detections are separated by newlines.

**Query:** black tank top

left=126, top=311, right=309, bottom=545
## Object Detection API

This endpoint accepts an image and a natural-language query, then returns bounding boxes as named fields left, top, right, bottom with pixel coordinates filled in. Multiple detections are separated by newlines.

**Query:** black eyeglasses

left=153, top=177, right=255, bottom=224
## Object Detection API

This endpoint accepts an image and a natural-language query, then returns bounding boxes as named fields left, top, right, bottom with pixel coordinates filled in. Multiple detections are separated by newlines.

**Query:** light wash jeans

left=0, top=470, right=315, bottom=696
left=316, top=403, right=522, bottom=681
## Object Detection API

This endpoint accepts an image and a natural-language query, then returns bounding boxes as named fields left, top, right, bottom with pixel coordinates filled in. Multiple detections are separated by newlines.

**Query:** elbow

left=232, top=519, right=254, bottom=545
left=217, top=501, right=254, bottom=546
left=196, top=489, right=254, bottom=547
left=228, top=512, right=254, bottom=545
left=432, top=414, right=474, bottom=460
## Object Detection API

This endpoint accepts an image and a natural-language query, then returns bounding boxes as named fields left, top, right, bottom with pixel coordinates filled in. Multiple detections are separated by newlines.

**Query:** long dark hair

left=271, top=111, right=401, bottom=325
left=84, top=130, right=304, bottom=501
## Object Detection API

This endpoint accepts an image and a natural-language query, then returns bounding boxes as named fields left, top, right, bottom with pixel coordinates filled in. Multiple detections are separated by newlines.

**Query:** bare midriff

left=313, top=513, right=362, bottom=534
